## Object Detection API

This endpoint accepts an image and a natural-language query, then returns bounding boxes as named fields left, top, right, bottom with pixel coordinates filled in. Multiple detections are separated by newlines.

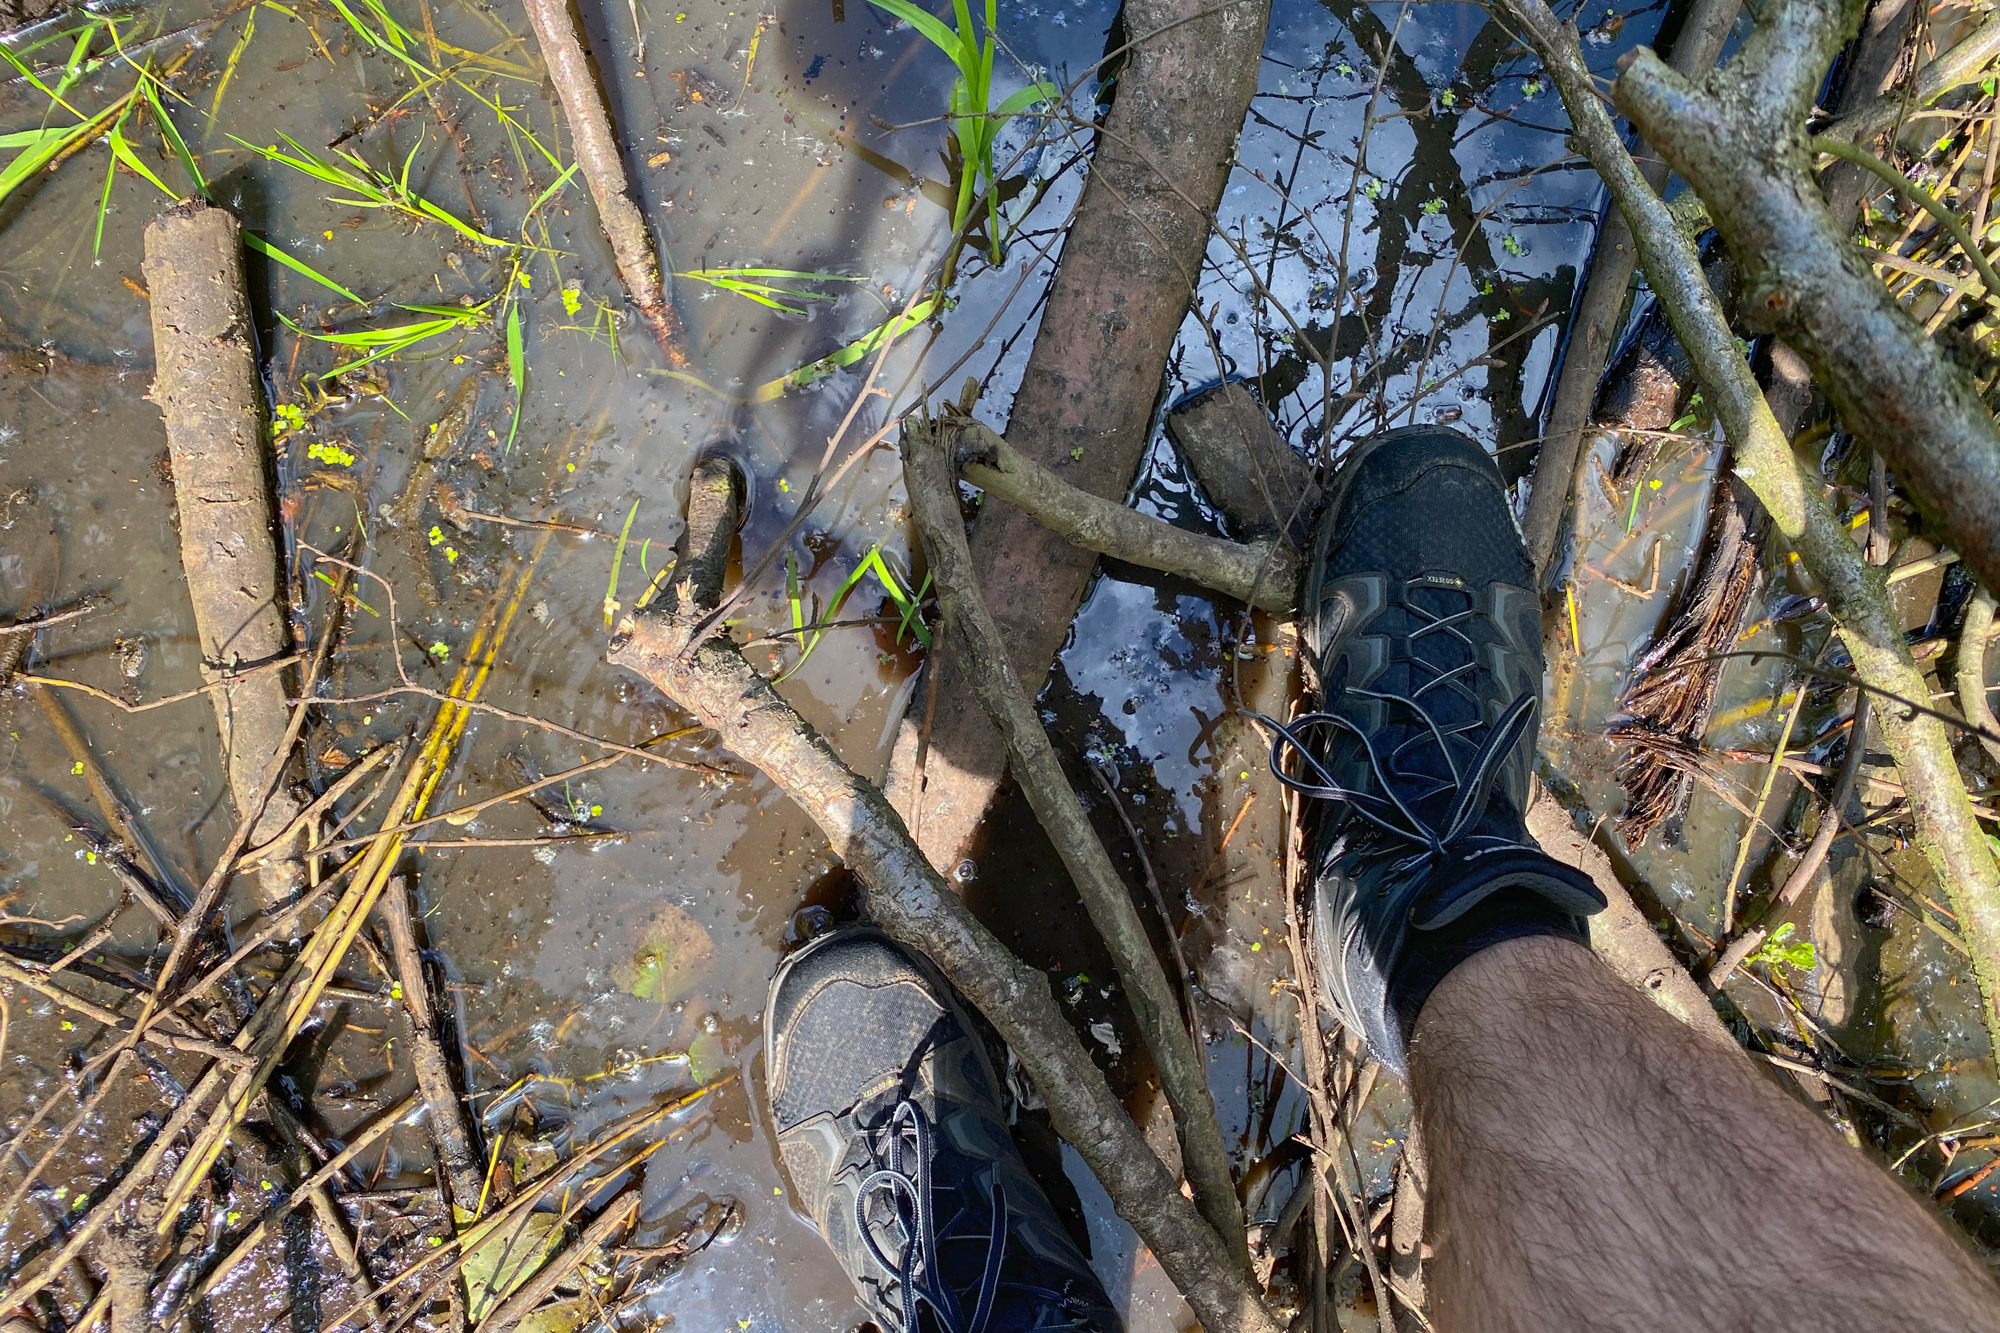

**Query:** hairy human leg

left=1410, top=935, right=2000, bottom=1333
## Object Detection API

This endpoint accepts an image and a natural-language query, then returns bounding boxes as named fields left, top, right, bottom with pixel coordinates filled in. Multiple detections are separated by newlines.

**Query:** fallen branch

left=607, top=465, right=1278, bottom=1333
left=380, top=875, right=485, bottom=1222
left=904, top=410, right=1249, bottom=1264
left=521, top=0, right=683, bottom=365
left=142, top=199, right=302, bottom=908
left=1517, top=0, right=1742, bottom=579
left=1959, top=585, right=2000, bottom=766
left=473, top=1192, right=639, bottom=1333
left=177, top=1095, right=418, bottom=1314
left=1817, top=9, right=2000, bottom=146
left=0, top=953, right=249, bottom=1065
left=1492, top=0, right=2000, bottom=1055
left=953, top=417, right=1297, bottom=615
left=1613, top=0, right=2000, bottom=602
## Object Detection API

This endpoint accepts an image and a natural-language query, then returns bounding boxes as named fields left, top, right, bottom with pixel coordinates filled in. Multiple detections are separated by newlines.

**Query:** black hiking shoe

left=763, top=928, right=1122, bottom=1333
left=1266, top=426, right=1606, bottom=1074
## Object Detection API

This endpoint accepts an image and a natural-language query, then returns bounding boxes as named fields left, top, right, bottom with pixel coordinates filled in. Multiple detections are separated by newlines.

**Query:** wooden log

left=142, top=199, right=302, bottom=907
left=1164, top=381, right=1321, bottom=550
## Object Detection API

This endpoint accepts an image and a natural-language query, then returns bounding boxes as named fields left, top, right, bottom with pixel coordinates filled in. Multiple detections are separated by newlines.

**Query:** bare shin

left=1408, top=936, right=2000, bottom=1331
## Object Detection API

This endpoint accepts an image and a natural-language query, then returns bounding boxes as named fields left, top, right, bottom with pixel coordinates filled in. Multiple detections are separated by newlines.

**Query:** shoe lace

left=855, top=1098, right=1008, bottom=1333
left=1260, top=583, right=1536, bottom=862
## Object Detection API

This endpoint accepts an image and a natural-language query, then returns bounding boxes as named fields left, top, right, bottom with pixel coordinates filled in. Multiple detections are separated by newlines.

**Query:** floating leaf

left=611, top=902, right=716, bottom=1004
left=460, top=1210, right=566, bottom=1323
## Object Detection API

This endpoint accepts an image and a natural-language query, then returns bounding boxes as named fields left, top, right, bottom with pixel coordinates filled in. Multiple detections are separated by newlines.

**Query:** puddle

left=0, top=0, right=1754, bottom=1324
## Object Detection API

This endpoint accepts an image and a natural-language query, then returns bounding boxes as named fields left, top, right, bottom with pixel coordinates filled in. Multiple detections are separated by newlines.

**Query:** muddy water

left=1, top=0, right=1692, bottom=1325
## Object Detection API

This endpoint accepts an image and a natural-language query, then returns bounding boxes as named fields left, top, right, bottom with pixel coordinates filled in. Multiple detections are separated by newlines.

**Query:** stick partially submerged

left=521, top=0, right=684, bottom=365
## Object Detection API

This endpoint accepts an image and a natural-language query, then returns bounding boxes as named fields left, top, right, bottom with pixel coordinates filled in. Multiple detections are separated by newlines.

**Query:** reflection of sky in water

left=1060, top=576, right=1222, bottom=832
left=1187, top=0, right=1663, bottom=458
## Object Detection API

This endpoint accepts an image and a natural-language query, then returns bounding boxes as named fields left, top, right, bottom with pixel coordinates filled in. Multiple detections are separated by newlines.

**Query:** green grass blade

left=311, top=315, right=461, bottom=346
left=862, top=0, right=961, bottom=65
left=51, top=20, right=97, bottom=103
left=776, top=541, right=889, bottom=681
left=678, top=266, right=858, bottom=316
left=92, top=152, right=115, bottom=256
left=900, top=571, right=933, bottom=646
left=602, top=499, right=641, bottom=625
left=209, top=5, right=255, bottom=121
left=522, top=159, right=580, bottom=227
left=413, top=193, right=514, bottom=248
left=242, top=231, right=365, bottom=303
left=949, top=0, right=978, bottom=71
left=144, top=77, right=205, bottom=195
left=0, top=125, right=81, bottom=152
left=786, top=549, right=805, bottom=634
left=752, top=294, right=947, bottom=401
left=0, top=42, right=86, bottom=118
left=994, top=81, right=1057, bottom=117
left=0, top=107, right=112, bottom=206
left=504, top=302, right=524, bottom=452
left=682, top=266, right=863, bottom=281
left=861, top=548, right=931, bottom=648
left=107, top=118, right=172, bottom=196
left=304, top=305, right=486, bottom=375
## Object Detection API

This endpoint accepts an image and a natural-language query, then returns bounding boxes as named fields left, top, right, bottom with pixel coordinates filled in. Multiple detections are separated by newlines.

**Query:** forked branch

left=607, top=466, right=1279, bottom=1333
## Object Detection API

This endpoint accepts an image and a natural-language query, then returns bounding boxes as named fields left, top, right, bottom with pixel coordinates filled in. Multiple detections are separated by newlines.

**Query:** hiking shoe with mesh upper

left=763, top=928, right=1122, bottom=1333
left=1265, top=426, right=1606, bottom=1074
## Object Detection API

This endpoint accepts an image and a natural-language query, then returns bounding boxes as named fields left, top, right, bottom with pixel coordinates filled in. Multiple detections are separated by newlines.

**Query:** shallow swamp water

left=9, top=0, right=2000, bottom=1325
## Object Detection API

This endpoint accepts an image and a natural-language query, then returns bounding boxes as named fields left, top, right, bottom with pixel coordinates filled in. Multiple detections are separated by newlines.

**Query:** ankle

left=1408, top=935, right=1601, bottom=1063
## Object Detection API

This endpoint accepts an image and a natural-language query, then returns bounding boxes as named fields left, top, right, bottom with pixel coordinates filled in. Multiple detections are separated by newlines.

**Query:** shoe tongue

left=1379, top=580, right=1486, bottom=820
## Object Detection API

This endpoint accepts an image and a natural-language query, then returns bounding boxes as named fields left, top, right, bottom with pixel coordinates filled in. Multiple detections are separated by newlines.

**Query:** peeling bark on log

left=1610, top=478, right=1763, bottom=840
left=885, top=0, right=1272, bottom=873
left=141, top=199, right=302, bottom=908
